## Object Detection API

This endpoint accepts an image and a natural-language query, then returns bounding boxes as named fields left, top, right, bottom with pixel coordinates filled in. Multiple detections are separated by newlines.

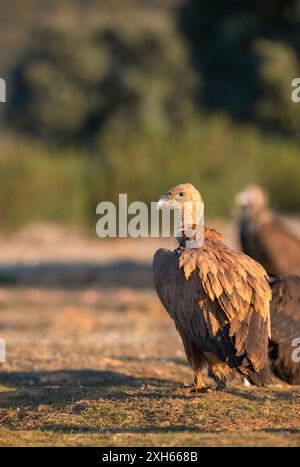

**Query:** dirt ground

left=0, top=222, right=300, bottom=447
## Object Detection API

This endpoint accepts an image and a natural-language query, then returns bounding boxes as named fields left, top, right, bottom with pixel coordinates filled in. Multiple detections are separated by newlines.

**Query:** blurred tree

left=178, top=0, right=300, bottom=134
left=7, top=23, right=196, bottom=144
left=7, top=0, right=300, bottom=140
left=256, top=40, right=300, bottom=134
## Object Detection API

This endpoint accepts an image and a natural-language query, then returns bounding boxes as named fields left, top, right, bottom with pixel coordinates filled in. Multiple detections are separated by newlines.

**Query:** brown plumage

left=153, top=184, right=272, bottom=391
left=269, top=275, right=300, bottom=384
left=236, top=185, right=300, bottom=276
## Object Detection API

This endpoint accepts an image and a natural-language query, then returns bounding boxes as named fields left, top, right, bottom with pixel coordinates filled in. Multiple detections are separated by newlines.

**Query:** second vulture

left=235, top=185, right=300, bottom=276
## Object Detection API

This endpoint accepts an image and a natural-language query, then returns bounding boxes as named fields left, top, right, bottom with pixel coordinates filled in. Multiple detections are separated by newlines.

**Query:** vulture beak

left=156, top=194, right=172, bottom=210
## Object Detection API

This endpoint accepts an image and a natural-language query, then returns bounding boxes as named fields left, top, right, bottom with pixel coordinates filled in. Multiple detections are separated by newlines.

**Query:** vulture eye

left=179, top=192, right=185, bottom=197
left=167, top=191, right=171, bottom=196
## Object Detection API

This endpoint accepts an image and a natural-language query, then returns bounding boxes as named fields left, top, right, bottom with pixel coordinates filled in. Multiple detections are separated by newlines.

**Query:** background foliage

left=0, top=0, right=300, bottom=229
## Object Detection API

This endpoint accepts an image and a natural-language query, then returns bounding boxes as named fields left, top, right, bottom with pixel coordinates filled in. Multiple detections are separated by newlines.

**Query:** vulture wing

left=269, top=275, right=300, bottom=384
left=241, top=215, right=300, bottom=276
left=260, top=220, right=300, bottom=275
left=153, top=235, right=271, bottom=381
left=270, top=275, right=300, bottom=342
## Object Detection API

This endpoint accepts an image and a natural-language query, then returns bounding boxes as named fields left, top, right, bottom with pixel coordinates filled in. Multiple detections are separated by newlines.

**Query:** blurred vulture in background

left=269, top=275, right=300, bottom=385
left=235, top=185, right=300, bottom=276
left=153, top=183, right=271, bottom=392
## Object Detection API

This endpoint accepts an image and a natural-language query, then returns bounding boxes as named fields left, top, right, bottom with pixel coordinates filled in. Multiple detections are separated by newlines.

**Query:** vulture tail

left=240, top=366, right=272, bottom=387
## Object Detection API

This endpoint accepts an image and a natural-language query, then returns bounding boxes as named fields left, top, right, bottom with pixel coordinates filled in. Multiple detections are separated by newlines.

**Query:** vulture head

left=157, top=183, right=204, bottom=247
left=235, top=185, right=269, bottom=216
left=157, top=183, right=203, bottom=210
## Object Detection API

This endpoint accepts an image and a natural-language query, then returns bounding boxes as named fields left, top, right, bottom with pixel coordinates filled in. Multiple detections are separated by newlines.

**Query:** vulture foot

left=214, top=381, right=226, bottom=391
left=177, top=383, right=212, bottom=393
left=191, top=385, right=212, bottom=394
left=177, top=383, right=194, bottom=392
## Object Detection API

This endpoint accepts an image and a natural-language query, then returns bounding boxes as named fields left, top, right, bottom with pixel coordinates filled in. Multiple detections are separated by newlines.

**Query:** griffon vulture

left=269, top=275, right=300, bottom=385
left=153, top=183, right=271, bottom=392
left=235, top=185, right=300, bottom=276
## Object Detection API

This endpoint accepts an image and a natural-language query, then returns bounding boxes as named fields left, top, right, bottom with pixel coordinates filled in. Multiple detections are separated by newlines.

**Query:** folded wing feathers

left=154, top=232, right=271, bottom=374
left=177, top=238, right=271, bottom=366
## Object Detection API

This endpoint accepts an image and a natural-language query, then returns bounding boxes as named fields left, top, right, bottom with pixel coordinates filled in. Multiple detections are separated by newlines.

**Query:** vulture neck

left=175, top=205, right=209, bottom=248
left=176, top=225, right=222, bottom=248
left=243, top=206, right=273, bottom=227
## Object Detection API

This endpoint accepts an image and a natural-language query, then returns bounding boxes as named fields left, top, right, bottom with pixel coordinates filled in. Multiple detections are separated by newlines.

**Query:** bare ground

left=0, top=223, right=300, bottom=447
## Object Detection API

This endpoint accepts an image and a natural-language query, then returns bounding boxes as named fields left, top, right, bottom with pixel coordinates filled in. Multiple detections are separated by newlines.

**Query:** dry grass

left=0, top=224, right=300, bottom=446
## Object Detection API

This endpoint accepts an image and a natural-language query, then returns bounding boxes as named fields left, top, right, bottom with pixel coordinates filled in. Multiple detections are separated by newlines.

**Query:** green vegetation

left=1, top=116, right=300, bottom=229
left=0, top=0, right=300, bottom=229
left=179, top=0, right=300, bottom=131
left=7, top=24, right=195, bottom=144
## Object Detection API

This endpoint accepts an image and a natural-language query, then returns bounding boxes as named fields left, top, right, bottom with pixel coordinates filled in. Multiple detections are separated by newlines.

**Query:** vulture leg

left=178, top=330, right=210, bottom=392
left=205, top=352, right=231, bottom=391
left=208, top=364, right=228, bottom=391
left=190, top=369, right=212, bottom=393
